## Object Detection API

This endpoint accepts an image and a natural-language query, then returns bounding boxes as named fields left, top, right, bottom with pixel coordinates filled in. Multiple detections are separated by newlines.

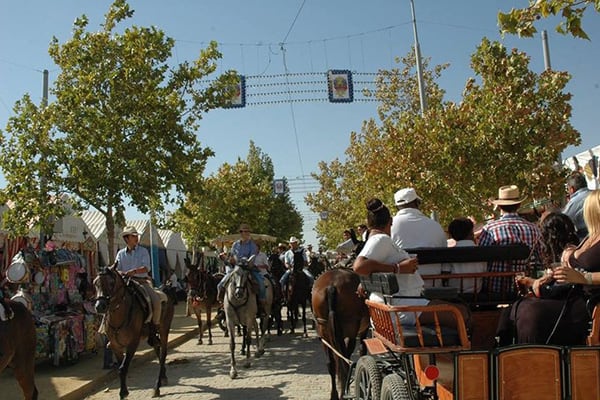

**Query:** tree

left=0, top=0, right=238, bottom=260
left=498, top=0, right=598, bottom=39
left=171, top=141, right=302, bottom=251
left=307, top=40, right=580, bottom=246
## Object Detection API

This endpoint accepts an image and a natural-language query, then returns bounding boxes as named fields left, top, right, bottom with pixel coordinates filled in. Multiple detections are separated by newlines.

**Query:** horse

left=0, top=301, right=38, bottom=400
left=185, top=255, right=219, bottom=345
left=223, top=257, right=264, bottom=379
left=94, top=265, right=175, bottom=399
left=312, top=268, right=370, bottom=400
left=286, top=269, right=311, bottom=337
left=268, top=278, right=284, bottom=336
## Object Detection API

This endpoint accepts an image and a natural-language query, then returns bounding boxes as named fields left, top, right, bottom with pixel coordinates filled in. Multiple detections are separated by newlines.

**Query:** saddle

left=127, top=279, right=167, bottom=324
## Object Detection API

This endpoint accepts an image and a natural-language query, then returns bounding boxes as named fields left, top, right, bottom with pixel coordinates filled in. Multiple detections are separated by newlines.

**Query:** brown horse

left=94, top=265, right=175, bottom=399
left=185, top=255, right=219, bottom=345
left=312, top=268, right=370, bottom=400
left=0, top=300, right=38, bottom=400
left=286, top=269, right=311, bottom=337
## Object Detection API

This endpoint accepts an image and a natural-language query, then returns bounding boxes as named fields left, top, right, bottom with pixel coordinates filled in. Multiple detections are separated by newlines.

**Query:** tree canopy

left=306, top=39, right=580, bottom=248
left=499, top=0, right=599, bottom=39
left=0, top=0, right=238, bottom=260
left=171, top=141, right=303, bottom=252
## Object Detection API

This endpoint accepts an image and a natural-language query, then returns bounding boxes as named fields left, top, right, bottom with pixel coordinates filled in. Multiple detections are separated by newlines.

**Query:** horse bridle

left=96, top=268, right=127, bottom=310
left=227, top=266, right=251, bottom=307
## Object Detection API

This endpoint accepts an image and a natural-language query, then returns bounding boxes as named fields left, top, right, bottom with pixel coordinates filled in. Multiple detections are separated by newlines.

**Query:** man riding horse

left=279, top=236, right=314, bottom=293
left=217, top=223, right=268, bottom=317
left=114, top=226, right=166, bottom=346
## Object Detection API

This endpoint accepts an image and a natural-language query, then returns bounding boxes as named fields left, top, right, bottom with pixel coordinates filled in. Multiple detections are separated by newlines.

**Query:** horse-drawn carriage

left=314, top=245, right=600, bottom=400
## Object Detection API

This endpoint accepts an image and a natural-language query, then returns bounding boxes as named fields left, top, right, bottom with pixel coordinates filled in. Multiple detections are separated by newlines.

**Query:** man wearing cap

left=115, top=226, right=163, bottom=345
left=478, top=185, right=543, bottom=293
left=391, top=188, right=447, bottom=279
left=279, top=236, right=314, bottom=290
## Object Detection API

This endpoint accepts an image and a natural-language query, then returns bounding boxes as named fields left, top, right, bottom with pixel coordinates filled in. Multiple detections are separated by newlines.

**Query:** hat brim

left=491, top=196, right=527, bottom=206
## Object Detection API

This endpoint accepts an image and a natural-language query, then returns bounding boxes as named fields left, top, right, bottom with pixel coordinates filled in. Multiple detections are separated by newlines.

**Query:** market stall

left=2, top=219, right=100, bottom=366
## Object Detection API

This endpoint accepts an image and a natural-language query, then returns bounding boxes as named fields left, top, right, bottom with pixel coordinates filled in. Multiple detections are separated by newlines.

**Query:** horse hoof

left=230, top=369, right=237, bottom=379
left=243, top=361, right=251, bottom=368
left=208, top=339, right=213, bottom=345
left=303, top=333, right=309, bottom=338
left=197, top=339, right=203, bottom=345
left=256, top=349, right=265, bottom=358
left=152, top=389, right=160, bottom=398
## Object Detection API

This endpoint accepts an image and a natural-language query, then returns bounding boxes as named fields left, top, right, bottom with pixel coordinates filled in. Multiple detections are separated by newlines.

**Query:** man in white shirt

left=391, top=188, right=447, bottom=281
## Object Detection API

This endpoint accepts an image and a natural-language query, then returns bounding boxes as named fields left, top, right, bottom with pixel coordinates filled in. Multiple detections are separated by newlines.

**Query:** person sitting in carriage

left=279, top=236, right=315, bottom=293
left=115, top=226, right=164, bottom=346
left=217, top=223, right=268, bottom=316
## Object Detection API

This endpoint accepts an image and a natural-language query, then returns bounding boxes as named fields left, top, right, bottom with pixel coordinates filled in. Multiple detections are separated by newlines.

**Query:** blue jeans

left=280, top=269, right=314, bottom=288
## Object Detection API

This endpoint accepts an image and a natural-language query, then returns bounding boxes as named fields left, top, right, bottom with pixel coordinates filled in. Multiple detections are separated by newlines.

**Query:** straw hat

left=121, top=226, right=140, bottom=237
left=491, top=185, right=527, bottom=206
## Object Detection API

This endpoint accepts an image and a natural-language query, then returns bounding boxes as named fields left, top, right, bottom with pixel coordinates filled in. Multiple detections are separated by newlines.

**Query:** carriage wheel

left=354, top=355, right=382, bottom=400
left=380, top=374, right=411, bottom=400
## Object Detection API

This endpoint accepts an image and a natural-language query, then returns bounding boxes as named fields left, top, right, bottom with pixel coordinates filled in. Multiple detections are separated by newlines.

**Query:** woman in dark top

left=496, top=211, right=588, bottom=345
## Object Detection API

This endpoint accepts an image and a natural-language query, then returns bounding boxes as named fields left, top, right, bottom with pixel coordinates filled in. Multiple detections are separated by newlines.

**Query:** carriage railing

left=588, top=304, right=600, bottom=346
left=365, top=300, right=471, bottom=354
left=421, top=271, right=522, bottom=306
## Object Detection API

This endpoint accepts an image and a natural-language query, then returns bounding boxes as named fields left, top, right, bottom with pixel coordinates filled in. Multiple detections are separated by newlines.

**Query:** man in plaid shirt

left=478, top=185, right=543, bottom=293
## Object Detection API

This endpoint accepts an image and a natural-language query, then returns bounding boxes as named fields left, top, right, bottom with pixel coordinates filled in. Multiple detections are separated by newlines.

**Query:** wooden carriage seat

left=365, top=299, right=471, bottom=354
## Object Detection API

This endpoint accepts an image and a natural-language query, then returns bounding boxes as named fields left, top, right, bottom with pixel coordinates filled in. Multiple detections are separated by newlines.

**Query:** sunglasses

left=240, top=230, right=250, bottom=233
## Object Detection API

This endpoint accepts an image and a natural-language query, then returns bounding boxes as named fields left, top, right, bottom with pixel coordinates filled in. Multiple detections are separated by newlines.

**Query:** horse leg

left=195, top=306, right=204, bottom=345
left=243, top=324, right=253, bottom=367
left=153, top=323, right=170, bottom=398
left=118, top=349, right=136, bottom=399
left=206, top=306, right=213, bottom=345
left=228, top=322, right=238, bottom=379
left=13, top=359, right=38, bottom=400
left=324, top=346, right=339, bottom=400
left=301, top=302, right=308, bottom=338
left=255, top=319, right=265, bottom=358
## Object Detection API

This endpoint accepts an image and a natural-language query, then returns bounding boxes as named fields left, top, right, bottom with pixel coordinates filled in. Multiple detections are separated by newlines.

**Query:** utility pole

left=542, top=30, right=552, bottom=71
left=410, top=0, right=427, bottom=116
left=39, top=70, right=49, bottom=249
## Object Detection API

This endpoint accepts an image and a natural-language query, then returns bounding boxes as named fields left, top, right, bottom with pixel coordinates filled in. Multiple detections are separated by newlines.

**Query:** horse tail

left=326, top=284, right=347, bottom=356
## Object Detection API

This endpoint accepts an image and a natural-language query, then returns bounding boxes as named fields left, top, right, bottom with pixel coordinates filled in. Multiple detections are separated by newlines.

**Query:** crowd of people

left=349, top=171, right=600, bottom=346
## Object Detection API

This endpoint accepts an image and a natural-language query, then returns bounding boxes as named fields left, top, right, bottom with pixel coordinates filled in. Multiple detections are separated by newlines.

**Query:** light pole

left=409, top=0, right=427, bottom=116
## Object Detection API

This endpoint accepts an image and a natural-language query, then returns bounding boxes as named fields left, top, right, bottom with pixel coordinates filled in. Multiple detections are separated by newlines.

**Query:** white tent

left=80, top=210, right=123, bottom=266
left=157, top=229, right=188, bottom=278
left=564, top=145, right=600, bottom=189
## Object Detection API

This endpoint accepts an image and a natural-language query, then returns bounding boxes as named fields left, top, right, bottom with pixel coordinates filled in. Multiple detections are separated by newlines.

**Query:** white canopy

left=564, top=144, right=600, bottom=189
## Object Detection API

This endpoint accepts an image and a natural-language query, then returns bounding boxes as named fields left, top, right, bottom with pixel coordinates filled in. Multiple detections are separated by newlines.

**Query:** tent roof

left=126, top=219, right=165, bottom=248
left=158, top=229, right=187, bottom=252
left=80, top=210, right=123, bottom=242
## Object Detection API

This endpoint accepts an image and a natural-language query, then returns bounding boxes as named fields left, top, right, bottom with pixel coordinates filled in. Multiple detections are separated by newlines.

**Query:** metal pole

left=410, top=0, right=427, bottom=115
left=39, top=70, right=49, bottom=250
left=542, top=30, right=552, bottom=71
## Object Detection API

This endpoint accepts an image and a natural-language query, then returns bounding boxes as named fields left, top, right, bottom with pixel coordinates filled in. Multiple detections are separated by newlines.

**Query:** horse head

left=226, top=265, right=252, bottom=306
left=93, top=263, right=125, bottom=314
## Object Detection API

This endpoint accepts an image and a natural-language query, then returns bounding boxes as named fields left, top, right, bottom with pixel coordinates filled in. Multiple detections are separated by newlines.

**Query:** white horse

left=223, top=257, right=264, bottom=379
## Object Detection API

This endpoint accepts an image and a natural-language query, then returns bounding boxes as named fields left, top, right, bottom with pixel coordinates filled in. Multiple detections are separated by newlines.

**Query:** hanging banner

left=327, top=69, right=353, bottom=103
left=225, top=75, right=246, bottom=108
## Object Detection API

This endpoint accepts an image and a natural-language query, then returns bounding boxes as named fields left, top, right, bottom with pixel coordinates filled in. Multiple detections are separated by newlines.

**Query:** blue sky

left=1, top=1, right=599, bottom=247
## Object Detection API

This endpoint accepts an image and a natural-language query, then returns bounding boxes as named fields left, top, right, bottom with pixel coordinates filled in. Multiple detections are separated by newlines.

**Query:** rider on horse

left=279, top=236, right=314, bottom=293
left=217, top=223, right=268, bottom=316
left=115, top=226, right=164, bottom=346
